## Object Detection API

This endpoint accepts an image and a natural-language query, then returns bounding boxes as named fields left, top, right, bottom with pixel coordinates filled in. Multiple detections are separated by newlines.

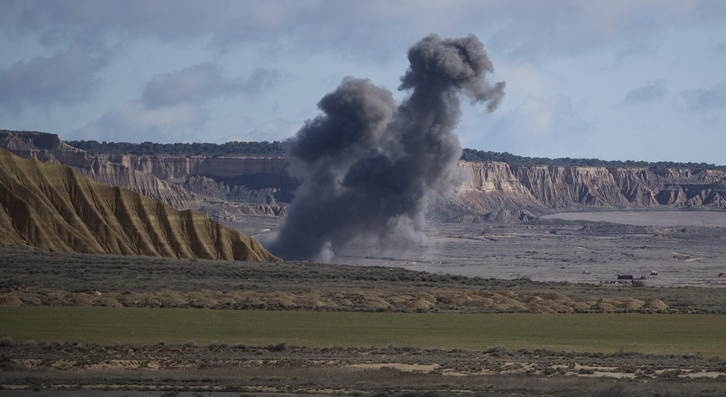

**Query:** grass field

left=2, top=306, right=724, bottom=357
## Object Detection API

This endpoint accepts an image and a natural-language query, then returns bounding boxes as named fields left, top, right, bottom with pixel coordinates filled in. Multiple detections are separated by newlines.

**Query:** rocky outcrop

left=2, top=131, right=725, bottom=223
left=457, top=161, right=726, bottom=213
left=0, top=149, right=280, bottom=261
left=0, top=131, right=291, bottom=219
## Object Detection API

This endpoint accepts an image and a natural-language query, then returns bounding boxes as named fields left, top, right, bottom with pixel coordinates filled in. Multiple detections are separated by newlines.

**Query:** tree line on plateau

left=66, top=140, right=726, bottom=171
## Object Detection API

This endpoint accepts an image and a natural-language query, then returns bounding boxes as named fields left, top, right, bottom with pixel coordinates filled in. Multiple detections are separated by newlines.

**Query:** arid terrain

left=242, top=210, right=726, bottom=288
left=2, top=340, right=726, bottom=397
left=3, top=211, right=726, bottom=396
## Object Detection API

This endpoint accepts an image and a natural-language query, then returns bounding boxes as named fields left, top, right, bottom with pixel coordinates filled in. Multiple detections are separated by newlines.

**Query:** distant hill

left=0, top=148, right=280, bottom=262
left=460, top=149, right=726, bottom=171
left=3, top=130, right=725, bottom=224
left=65, top=138, right=726, bottom=171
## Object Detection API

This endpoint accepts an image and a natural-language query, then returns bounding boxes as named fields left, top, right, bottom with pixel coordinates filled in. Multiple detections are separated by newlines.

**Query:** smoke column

left=268, top=34, right=505, bottom=261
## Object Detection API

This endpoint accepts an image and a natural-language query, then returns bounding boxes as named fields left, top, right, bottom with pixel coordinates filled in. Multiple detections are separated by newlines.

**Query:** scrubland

left=2, top=215, right=726, bottom=396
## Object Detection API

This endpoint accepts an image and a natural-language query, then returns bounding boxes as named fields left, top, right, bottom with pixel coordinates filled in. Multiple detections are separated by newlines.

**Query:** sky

left=1, top=0, right=725, bottom=165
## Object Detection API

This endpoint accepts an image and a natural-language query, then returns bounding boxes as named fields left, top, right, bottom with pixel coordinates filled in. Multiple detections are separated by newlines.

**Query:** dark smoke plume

left=268, top=34, right=505, bottom=261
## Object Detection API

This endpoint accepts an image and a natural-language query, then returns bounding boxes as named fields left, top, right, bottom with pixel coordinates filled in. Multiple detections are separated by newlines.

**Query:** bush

left=597, top=384, right=626, bottom=397
left=268, top=341, right=287, bottom=352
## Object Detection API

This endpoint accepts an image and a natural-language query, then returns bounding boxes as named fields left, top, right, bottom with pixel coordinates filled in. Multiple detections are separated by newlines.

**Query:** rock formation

left=0, top=131, right=291, bottom=221
left=0, top=148, right=280, bottom=261
left=2, top=130, right=725, bottom=224
left=456, top=161, right=726, bottom=213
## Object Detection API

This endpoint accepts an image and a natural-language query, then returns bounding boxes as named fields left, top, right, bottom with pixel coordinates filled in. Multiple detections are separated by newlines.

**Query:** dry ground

left=241, top=211, right=726, bottom=288
left=2, top=210, right=726, bottom=396
left=2, top=339, right=726, bottom=397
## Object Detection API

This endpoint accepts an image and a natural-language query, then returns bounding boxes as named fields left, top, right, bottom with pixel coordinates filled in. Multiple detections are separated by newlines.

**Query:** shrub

left=597, top=384, right=626, bottom=397
left=268, top=341, right=287, bottom=352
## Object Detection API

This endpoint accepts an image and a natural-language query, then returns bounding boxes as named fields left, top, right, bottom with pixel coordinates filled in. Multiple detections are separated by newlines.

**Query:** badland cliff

left=0, top=147, right=280, bottom=261
left=2, top=130, right=725, bottom=224
left=454, top=161, right=726, bottom=220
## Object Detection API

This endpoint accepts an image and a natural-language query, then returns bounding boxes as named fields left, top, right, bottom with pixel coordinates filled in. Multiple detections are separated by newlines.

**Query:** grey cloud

left=624, top=80, right=667, bottom=104
left=489, top=94, right=592, bottom=156
left=2, top=1, right=331, bottom=51
left=241, top=68, right=281, bottom=95
left=79, top=63, right=279, bottom=143
left=4, top=1, right=725, bottom=66
left=72, top=101, right=207, bottom=143
left=684, top=82, right=726, bottom=111
left=485, top=2, right=726, bottom=62
left=142, top=64, right=280, bottom=109
left=143, top=63, right=231, bottom=109
left=0, top=39, right=109, bottom=112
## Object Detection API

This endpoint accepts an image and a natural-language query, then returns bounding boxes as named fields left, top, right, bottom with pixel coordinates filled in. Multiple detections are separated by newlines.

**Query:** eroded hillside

left=2, top=130, right=725, bottom=224
left=455, top=161, right=726, bottom=216
left=0, top=131, right=290, bottom=221
left=0, top=149, right=280, bottom=261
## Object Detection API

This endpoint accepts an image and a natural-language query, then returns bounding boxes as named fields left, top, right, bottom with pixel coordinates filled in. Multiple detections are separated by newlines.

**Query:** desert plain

left=248, top=210, right=726, bottom=287
left=2, top=210, right=726, bottom=396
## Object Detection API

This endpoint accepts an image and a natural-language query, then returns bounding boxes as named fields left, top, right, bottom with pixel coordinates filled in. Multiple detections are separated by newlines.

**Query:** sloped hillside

left=455, top=161, right=726, bottom=213
left=0, top=130, right=288, bottom=220
left=2, top=130, right=725, bottom=224
left=0, top=149, right=280, bottom=262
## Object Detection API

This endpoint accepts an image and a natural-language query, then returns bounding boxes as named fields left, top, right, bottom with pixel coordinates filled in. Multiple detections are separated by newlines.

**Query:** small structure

left=617, top=274, right=633, bottom=280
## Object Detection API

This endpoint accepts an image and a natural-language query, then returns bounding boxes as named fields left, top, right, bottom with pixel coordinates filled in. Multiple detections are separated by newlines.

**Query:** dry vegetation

left=2, top=338, right=726, bottom=397
left=1, top=244, right=721, bottom=314
left=3, top=214, right=726, bottom=396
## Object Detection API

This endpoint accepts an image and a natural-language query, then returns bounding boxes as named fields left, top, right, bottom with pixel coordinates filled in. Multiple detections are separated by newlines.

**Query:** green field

left=2, top=306, right=724, bottom=356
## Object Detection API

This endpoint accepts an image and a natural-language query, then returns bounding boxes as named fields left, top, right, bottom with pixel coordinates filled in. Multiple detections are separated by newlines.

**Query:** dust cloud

left=268, top=34, right=504, bottom=261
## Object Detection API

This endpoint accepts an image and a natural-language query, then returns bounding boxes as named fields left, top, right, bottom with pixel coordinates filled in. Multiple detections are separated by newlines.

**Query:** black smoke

left=268, top=34, right=505, bottom=261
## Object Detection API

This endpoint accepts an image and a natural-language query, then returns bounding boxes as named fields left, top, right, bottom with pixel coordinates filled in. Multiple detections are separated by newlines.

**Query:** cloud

left=143, top=63, right=230, bottom=109
left=0, top=39, right=108, bottom=113
left=2, top=0, right=724, bottom=165
left=72, top=101, right=207, bottom=143
left=142, top=63, right=279, bottom=109
left=72, top=63, right=281, bottom=143
left=7, top=1, right=723, bottom=64
left=240, top=68, right=281, bottom=95
left=485, top=1, right=725, bottom=61
left=683, top=82, right=726, bottom=111
left=624, top=80, right=667, bottom=105
left=489, top=94, right=592, bottom=156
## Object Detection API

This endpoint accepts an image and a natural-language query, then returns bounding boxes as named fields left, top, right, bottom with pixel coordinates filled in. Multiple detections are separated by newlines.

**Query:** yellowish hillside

left=0, top=149, right=280, bottom=262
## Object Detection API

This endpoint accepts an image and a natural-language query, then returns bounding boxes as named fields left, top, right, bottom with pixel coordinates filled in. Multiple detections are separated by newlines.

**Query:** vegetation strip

left=2, top=306, right=724, bottom=356
left=63, top=138, right=726, bottom=170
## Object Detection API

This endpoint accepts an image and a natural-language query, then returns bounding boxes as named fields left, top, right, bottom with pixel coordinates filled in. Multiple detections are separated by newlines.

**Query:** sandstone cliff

left=0, top=148, right=280, bottom=261
left=456, top=161, right=726, bottom=214
left=2, top=131, right=725, bottom=224
left=0, top=131, right=290, bottom=220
